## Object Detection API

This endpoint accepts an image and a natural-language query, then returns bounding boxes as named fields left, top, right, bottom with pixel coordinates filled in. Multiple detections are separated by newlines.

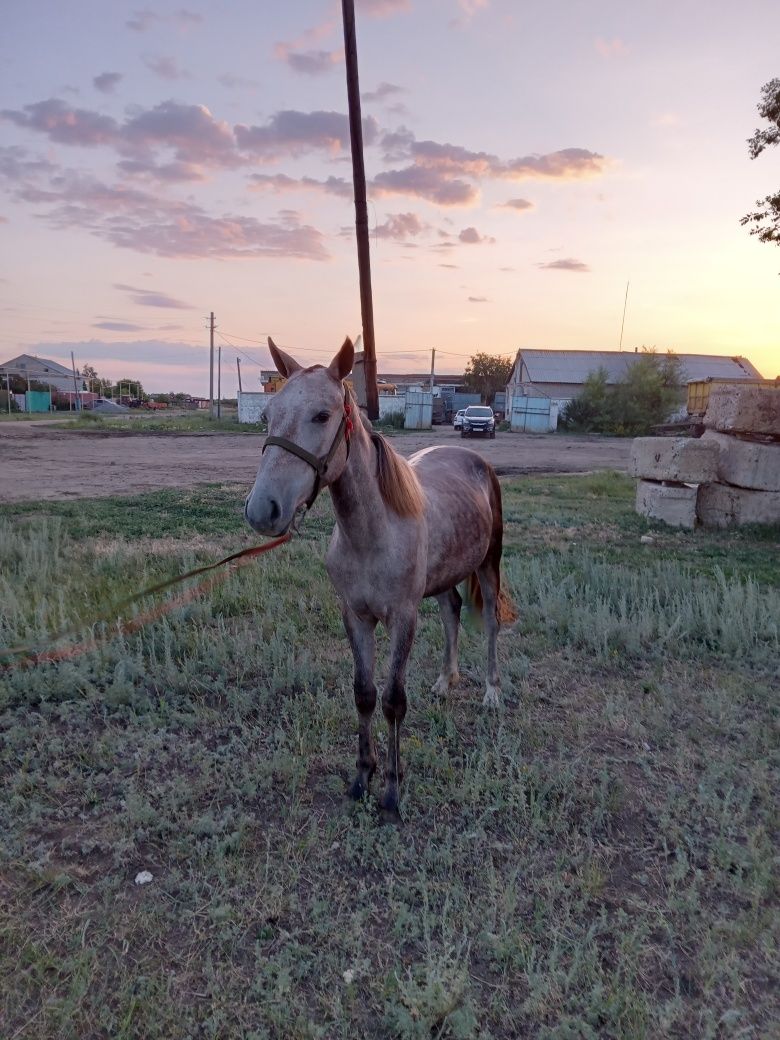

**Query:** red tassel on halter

left=344, top=402, right=353, bottom=438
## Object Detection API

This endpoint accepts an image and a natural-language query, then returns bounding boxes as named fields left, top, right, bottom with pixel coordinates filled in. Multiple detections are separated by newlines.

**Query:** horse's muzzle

left=244, top=488, right=292, bottom=537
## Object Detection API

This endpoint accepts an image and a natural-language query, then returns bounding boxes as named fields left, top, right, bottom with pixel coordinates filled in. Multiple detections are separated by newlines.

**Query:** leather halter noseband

left=262, top=386, right=353, bottom=509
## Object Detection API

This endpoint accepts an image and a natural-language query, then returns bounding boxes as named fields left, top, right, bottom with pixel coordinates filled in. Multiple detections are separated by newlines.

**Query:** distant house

left=0, top=353, right=79, bottom=393
left=505, top=349, right=764, bottom=414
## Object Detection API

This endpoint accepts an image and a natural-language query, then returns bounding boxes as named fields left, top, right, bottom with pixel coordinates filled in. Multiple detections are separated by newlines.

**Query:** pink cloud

left=497, top=197, right=534, bottom=212
left=123, top=101, right=236, bottom=166
left=410, top=139, right=606, bottom=181
left=537, top=257, right=590, bottom=272
left=374, top=212, right=430, bottom=240
left=94, top=321, right=145, bottom=331
left=113, top=283, right=195, bottom=309
left=13, top=172, right=329, bottom=261
left=126, top=9, right=158, bottom=32
left=236, top=109, right=378, bottom=158
left=143, top=55, right=190, bottom=81
left=288, top=49, right=343, bottom=75
left=2, top=98, right=118, bottom=147
left=362, top=82, right=405, bottom=104
left=595, top=37, right=627, bottom=58
left=93, top=72, right=123, bottom=94
left=248, top=173, right=352, bottom=197
left=372, top=165, right=478, bottom=206
left=458, top=226, right=494, bottom=244
left=357, top=0, right=411, bottom=16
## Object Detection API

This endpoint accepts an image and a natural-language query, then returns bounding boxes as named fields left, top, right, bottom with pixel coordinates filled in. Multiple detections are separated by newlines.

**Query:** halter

left=262, top=386, right=354, bottom=510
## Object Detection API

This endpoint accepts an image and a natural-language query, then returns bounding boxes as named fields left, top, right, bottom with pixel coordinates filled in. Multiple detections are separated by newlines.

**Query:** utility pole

left=236, top=357, right=243, bottom=393
left=70, top=351, right=81, bottom=412
left=429, top=348, right=436, bottom=392
left=217, top=345, right=222, bottom=419
left=208, top=311, right=216, bottom=418
left=341, top=0, right=378, bottom=420
left=5, top=373, right=10, bottom=414
left=618, top=281, right=630, bottom=352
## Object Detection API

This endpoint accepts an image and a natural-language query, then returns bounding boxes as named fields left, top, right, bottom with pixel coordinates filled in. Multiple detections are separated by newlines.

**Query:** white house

left=0, top=353, right=80, bottom=393
left=505, top=348, right=764, bottom=416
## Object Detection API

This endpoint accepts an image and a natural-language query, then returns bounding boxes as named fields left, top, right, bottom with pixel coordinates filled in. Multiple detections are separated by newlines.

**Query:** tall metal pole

left=236, top=357, right=243, bottom=393
left=341, top=0, right=378, bottom=420
left=70, top=351, right=81, bottom=411
left=217, top=345, right=222, bottom=419
left=618, top=281, right=630, bottom=352
left=209, top=311, right=215, bottom=418
left=429, top=348, right=436, bottom=392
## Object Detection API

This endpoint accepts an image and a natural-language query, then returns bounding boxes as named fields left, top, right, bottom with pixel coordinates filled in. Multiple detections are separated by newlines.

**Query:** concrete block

left=701, top=430, right=780, bottom=491
left=697, top=482, right=780, bottom=527
left=704, top=385, right=780, bottom=437
left=635, top=479, right=698, bottom=529
left=630, top=437, right=718, bottom=482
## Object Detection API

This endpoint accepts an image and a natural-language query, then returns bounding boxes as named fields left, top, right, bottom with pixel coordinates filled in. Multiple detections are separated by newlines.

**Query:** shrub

left=561, top=350, right=682, bottom=436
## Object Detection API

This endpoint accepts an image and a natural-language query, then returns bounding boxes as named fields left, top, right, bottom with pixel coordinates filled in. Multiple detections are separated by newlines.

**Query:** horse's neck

left=328, top=425, right=389, bottom=547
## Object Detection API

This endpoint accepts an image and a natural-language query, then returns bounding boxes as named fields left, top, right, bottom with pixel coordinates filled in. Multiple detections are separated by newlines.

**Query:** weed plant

left=0, top=475, right=777, bottom=1038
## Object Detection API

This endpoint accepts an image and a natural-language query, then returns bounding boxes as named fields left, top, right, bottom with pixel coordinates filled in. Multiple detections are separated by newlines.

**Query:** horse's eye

left=313, top=411, right=330, bottom=423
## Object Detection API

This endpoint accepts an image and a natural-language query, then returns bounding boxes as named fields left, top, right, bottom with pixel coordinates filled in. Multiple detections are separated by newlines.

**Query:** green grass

left=66, top=410, right=256, bottom=434
left=1, top=474, right=778, bottom=1039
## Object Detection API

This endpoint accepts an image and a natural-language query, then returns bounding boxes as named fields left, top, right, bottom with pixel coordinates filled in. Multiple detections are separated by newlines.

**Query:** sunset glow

left=2, top=0, right=779, bottom=394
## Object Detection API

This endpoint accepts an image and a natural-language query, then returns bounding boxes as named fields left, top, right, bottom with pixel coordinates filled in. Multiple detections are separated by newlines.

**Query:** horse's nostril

left=269, top=498, right=280, bottom=523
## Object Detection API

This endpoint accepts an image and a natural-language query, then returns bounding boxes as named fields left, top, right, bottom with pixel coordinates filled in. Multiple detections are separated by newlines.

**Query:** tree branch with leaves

left=741, top=78, right=780, bottom=248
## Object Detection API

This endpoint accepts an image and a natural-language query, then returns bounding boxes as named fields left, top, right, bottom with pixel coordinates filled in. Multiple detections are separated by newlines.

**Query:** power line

left=218, top=330, right=482, bottom=361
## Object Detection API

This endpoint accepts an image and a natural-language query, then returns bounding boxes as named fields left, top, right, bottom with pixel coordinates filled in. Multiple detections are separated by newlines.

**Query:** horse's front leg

left=379, top=610, right=417, bottom=823
left=341, top=606, right=378, bottom=800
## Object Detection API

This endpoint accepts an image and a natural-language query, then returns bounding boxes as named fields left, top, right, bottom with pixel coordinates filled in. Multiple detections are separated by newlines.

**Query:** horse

left=244, top=336, right=515, bottom=820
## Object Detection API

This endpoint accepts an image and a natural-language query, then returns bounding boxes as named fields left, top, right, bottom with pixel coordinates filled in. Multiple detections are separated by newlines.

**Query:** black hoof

left=347, top=777, right=369, bottom=801
left=378, top=794, right=403, bottom=826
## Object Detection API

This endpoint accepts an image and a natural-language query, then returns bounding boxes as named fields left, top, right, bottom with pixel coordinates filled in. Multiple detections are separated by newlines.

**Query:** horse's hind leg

left=431, top=588, right=462, bottom=696
left=477, top=541, right=503, bottom=709
left=342, top=607, right=378, bottom=800
left=379, top=609, right=416, bottom=823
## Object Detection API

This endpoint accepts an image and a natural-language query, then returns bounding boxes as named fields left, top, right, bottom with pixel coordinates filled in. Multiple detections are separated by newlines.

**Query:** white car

left=453, top=409, right=466, bottom=430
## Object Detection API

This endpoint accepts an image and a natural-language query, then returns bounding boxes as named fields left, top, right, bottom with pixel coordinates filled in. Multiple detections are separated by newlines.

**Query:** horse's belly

left=423, top=510, right=492, bottom=597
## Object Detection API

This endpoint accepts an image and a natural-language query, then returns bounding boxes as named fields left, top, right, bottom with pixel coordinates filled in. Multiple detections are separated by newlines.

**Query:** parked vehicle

left=460, top=405, right=496, bottom=438
left=453, top=409, right=466, bottom=430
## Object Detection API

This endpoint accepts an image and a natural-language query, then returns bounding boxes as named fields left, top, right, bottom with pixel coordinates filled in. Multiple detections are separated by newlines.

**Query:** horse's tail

left=462, top=467, right=518, bottom=626
left=461, top=573, right=517, bottom=626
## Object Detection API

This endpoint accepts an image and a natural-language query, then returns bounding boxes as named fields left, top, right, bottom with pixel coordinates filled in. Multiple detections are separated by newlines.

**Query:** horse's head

left=244, top=336, right=355, bottom=535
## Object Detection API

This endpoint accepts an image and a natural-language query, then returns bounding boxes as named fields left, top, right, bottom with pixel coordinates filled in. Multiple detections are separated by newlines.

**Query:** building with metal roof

left=0, top=353, right=79, bottom=393
left=506, top=348, right=764, bottom=414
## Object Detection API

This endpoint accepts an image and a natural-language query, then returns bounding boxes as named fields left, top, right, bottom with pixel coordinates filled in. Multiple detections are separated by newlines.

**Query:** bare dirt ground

left=0, top=422, right=631, bottom=502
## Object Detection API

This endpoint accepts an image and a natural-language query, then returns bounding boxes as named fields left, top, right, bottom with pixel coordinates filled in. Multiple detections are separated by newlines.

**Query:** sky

left=1, top=0, right=779, bottom=396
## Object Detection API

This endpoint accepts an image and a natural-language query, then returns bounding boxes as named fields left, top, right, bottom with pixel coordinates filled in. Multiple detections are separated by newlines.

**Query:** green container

left=25, top=390, right=52, bottom=413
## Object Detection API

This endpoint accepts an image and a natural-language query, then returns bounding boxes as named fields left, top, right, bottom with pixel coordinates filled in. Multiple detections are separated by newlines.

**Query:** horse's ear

left=327, top=336, right=354, bottom=382
left=268, top=337, right=302, bottom=378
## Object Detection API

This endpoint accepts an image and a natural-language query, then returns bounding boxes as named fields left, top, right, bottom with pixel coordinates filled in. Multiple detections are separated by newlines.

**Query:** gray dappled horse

left=245, top=337, right=515, bottom=820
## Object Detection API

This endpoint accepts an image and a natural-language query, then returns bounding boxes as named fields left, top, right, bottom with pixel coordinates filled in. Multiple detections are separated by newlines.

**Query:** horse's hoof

left=482, top=683, right=503, bottom=709
left=347, top=777, right=369, bottom=801
left=378, top=791, right=403, bottom=825
left=379, top=803, right=403, bottom=826
left=431, top=674, right=456, bottom=698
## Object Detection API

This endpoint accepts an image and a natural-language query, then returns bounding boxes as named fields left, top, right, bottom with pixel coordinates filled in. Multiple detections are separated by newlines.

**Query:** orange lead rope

left=0, top=532, right=293, bottom=670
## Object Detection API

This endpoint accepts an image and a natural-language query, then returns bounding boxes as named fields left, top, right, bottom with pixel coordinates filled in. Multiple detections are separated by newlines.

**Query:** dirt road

left=0, top=423, right=631, bottom=502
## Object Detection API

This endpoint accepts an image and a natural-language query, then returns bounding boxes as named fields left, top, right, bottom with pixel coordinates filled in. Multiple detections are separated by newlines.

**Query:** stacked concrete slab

left=631, top=384, right=780, bottom=528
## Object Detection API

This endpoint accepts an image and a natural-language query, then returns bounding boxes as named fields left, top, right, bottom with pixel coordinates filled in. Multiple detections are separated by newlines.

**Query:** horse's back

left=409, top=446, right=500, bottom=596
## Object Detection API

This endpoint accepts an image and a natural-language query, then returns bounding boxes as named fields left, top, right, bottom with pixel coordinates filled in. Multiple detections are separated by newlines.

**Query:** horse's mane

left=346, top=385, right=425, bottom=520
